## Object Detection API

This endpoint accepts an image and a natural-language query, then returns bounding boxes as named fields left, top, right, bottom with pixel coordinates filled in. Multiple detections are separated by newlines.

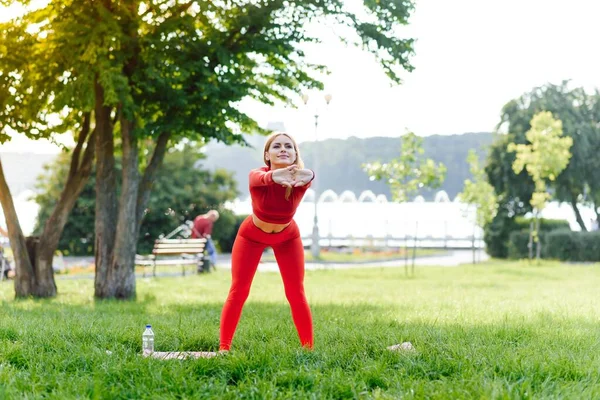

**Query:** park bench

left=135, top=238, right=209, bottom=277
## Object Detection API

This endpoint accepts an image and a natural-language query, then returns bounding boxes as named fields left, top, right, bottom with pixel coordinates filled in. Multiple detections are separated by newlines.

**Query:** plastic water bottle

left=142, top=324, right=154, bottom=354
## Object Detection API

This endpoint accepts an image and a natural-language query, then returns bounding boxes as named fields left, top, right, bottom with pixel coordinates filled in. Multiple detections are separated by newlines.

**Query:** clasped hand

left=272, top=166, right=313, bottom=188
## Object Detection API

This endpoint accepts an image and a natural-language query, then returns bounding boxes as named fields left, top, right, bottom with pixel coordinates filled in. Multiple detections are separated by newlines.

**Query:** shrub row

left=485, top=213, right=571, bottom=259
left=508, top=228, right=600, bottom=262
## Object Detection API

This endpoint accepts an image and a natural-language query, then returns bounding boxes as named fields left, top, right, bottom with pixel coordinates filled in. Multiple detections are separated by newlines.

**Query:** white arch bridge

left=226, top=189, right=483, bottom=249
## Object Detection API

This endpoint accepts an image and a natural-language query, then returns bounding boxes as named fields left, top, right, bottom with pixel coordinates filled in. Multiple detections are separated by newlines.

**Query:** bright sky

left=1, top=0, right=599, bottom=153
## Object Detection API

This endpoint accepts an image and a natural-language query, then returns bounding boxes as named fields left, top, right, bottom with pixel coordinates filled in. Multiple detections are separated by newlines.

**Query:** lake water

left=225, top=189, right=598, bottom=249
left=3, top=189, right=596, bottom=249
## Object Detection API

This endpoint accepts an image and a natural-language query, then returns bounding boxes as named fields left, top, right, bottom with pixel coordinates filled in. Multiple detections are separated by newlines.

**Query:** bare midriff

left=252, top=214, right=291, bottom=234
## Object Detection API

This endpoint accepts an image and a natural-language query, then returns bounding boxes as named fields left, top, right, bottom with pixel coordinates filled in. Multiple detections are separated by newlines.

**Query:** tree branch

left=67, top=112, right=91, bottom=182
left=135, top=131, right=171, bottom=228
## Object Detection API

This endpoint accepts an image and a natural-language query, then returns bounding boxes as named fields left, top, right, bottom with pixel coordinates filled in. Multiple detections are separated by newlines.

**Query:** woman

left=219, top=132, right=315, bottom=352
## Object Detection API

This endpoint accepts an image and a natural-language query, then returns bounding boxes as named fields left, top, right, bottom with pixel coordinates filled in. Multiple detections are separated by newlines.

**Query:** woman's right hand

left=272, top=165, right=298, bottom=188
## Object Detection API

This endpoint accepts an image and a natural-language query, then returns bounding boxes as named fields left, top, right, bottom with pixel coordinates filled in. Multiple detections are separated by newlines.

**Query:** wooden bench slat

left=156, top=239, right=206, bottom=244
left=153, top=246, right=204, bottom=249
left=152, top=250, right=203, bottom=255
left=154, top=242, right=206, bottom=247
left=152, top=247, right=204, bottom=253
left=143, top=259, right=199, bottom=265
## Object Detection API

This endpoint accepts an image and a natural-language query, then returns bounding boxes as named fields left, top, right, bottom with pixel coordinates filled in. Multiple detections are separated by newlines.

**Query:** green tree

left=488, top=82, right=600, bottom=232
left=4, top=0, right=416, bottom=299
left=0, top=16, right=95, bottom=297
left=576, top=91, right=600, bottom=224
left=507, top=111, right=573, bottom=260
left=34, top=146, right=239, bottom=256
left=459, top=149, right=498, bottom=228
left=362, top=132, right=447, bottom=202
left=484, top=82, right=600, bottom=258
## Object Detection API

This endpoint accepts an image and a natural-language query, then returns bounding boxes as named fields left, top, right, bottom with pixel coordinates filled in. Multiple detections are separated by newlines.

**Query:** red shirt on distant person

left=191, top=210, right=219, bottom=238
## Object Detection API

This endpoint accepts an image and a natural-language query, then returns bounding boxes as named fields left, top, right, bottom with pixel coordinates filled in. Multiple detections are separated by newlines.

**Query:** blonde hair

left=263, top=132, right=304, bottom=200
left=207, top=210, right=219, bottom=220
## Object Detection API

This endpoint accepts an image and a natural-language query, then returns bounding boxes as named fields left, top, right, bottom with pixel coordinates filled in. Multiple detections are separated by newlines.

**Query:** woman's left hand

left=292, top=168, right=314, bottom=187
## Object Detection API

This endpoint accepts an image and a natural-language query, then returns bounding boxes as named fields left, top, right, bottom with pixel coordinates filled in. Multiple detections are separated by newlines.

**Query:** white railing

left=301, top=234, right=485, bottom=249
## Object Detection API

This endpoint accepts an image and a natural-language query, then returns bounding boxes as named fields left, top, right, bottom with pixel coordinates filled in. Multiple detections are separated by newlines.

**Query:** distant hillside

left=199, top=132, right=497, bottom=200
left=0, top=132, right=498, bottom=202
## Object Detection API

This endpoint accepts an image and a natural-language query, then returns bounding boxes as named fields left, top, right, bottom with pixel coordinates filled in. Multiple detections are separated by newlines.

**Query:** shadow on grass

left=1, top=299, right=599, bottom=399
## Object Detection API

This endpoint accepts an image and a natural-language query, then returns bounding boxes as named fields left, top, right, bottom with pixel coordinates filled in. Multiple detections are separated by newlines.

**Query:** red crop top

left=249, top=166, right=314, bottom=224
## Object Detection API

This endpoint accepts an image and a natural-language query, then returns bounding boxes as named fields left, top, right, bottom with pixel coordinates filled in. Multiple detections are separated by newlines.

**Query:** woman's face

left=265, top=135, right=297, bottom=169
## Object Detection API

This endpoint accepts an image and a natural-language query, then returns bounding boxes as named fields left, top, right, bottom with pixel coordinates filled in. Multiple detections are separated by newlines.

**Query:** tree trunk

left=110, top=117, right=140, bottom=299
left=569, top=195, right=587, bottom=232
left=0, top=157, right=36, bottom=297
left=472, top=220, right=476, bottom=265
left=94, top=80, right=118, bottom=298
left=134, top=132, right=170, bottom=240
left=535, top=216, right=541, bottom=261
left=111, top=130, right=171, bottom=299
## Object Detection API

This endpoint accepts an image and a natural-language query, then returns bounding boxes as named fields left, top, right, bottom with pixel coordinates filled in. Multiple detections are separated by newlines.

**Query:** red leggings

left=219, top=216, right=313, bottom=351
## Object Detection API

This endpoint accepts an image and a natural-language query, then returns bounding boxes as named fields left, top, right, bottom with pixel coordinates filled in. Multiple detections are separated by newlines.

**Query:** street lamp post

left=302, top=92, right=332, bottom=260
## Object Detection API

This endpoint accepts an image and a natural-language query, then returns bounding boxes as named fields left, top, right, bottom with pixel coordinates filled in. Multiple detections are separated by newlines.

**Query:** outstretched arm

left=249, top=168, right=275, bottom=187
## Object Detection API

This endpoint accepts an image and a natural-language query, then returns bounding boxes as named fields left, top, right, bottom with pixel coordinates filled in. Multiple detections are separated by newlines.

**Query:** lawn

left=0, top=260, right=599, bottom=399
left=46, top=248, right=446, bottom=278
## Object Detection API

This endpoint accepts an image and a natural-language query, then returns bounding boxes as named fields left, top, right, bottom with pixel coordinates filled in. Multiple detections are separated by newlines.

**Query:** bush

left=507, top=230, right=556, bottom=260
left=578, top=232, right=600, bottom=261
left=217, top=214, right=248, bottom=253
left=507, top=230, right=537, bottom=259
left=210, top=209, right=239, bottom=252
left=485, top=212, right=570, bottom=259
left=544, top=230, right=600, bottom=262
left=484, top=209, right=518, bottom=258
left=507, top=228, right=600, bottom=262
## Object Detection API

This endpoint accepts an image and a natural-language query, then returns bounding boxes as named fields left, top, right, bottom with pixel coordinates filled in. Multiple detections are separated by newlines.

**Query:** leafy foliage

left=362, top=132, right=446, bottom=202
left=2, top=0, right=416, bottom=147
left=486, top=82, right=600, bottom=231
left=458, top=149, right=498, bottom=228
left=507, top=111, right=572, bottom=211
left=34, top=146, right=239, bottom=255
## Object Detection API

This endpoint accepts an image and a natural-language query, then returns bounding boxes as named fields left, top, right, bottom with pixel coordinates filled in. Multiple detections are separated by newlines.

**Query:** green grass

left=1, top=260, right=599, bottom=399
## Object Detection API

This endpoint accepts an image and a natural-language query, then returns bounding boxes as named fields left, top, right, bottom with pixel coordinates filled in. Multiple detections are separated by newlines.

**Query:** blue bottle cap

left=146, top=324, right=152, bottom=328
